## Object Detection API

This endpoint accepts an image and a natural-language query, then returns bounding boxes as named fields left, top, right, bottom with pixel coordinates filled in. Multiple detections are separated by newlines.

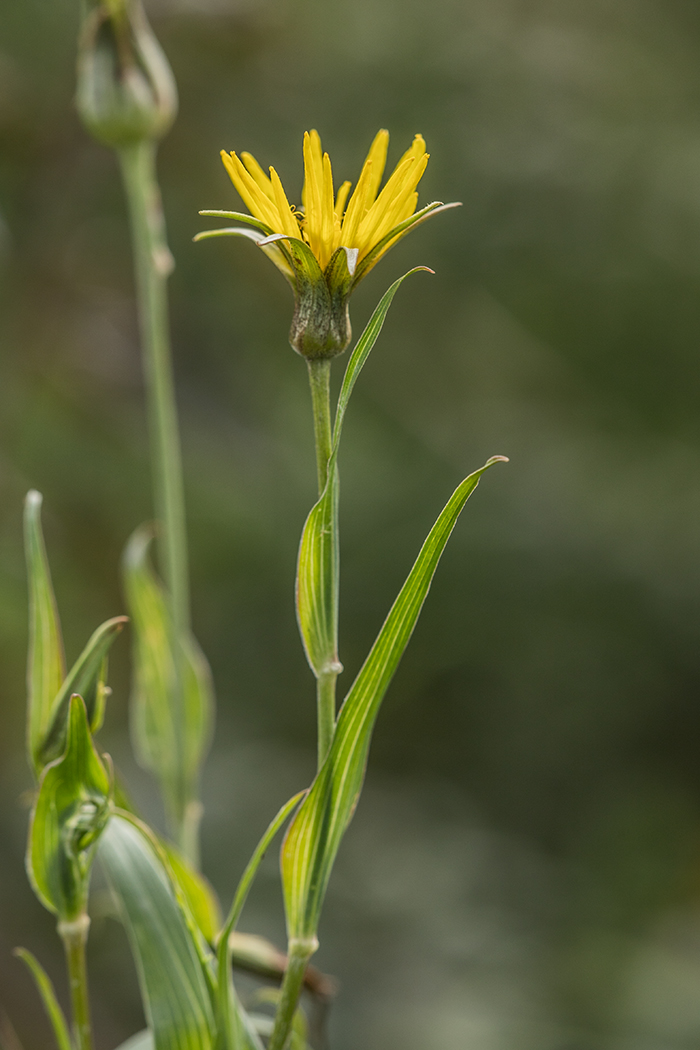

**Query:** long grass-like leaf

left=296, top=268, right=430, bottom=679
left=13, top=949, right=72, bottom=1050
left=285, top=456, right=507, bottom=939
left=99, top=813, right=216, bottom=1050
left=24, top=491, right=66, bottom=778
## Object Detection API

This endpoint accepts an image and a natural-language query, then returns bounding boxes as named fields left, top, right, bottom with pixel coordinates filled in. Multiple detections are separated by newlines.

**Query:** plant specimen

left=14, top=3, right=506, bottom=1049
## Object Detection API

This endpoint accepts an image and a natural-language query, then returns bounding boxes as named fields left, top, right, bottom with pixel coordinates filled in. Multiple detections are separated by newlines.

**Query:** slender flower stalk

left=306, top=357, right=337, bottom=767
left=59, top=916, right=93, bottom=1050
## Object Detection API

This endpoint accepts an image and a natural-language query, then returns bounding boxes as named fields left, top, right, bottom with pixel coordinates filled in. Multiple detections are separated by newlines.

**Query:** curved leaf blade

left=285, top=457, right=508, bottom=939
left=13, top=948, right=72, bottom=1050
left=98, top=813, right=215, bottom=1050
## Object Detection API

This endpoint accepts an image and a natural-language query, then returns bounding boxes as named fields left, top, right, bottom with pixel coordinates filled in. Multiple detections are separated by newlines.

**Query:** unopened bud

left=76, top=0, right=177, bottom=148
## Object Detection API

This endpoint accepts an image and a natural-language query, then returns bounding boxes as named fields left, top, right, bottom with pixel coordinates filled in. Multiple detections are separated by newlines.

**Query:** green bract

left=27, top=695, right=112, bottom=920
left=195, top=202, right=461, bottom=360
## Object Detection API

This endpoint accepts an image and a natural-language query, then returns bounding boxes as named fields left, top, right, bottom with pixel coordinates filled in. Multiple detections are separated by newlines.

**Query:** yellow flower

left=196, top=129, right=458, bottom=359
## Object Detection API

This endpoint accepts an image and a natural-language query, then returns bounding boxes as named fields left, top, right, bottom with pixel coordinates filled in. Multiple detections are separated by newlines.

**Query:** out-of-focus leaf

left=161, top=841, right=222, bottom=945
left=296, top=269, right=429, bottom=681
left=284, top=457, right=507, bottom=940
left=99, top=812, right=216, bottom=1050
left=24, top=491, right=66, bottom=778
left=113, top=1033, right=153, bottom=1050
left=40, top=617, right=128, bottom=767
left=122, top=527, right=213, bottom=839
left=13, top=948, right=72, bottom=1050
left=27, top=695, right=112, bottom=919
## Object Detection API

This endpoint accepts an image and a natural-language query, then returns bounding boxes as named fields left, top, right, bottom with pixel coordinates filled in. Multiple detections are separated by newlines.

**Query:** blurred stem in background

left=119, top=140, right=189, bottom=638
left=75, top=0, right=209, bottom=864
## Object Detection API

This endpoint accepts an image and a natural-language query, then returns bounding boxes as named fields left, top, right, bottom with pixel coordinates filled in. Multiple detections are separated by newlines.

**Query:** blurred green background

left=3, top=0, right=700, bottom=1047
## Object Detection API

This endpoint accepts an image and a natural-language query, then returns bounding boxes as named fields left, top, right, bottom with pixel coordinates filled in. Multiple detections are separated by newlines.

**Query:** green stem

left=316, top=670, right=337, bottom=770
left=118, top=140, right=195, bottom=859
left=306, top=359, right=338, bottom=769
left=267, top=938, right=317, bottom=1050
left=59, top=915, right=93, bottom=1050
left=307, top=359, right=332, bottom=496
left=118, top=141, right=190, bottom=638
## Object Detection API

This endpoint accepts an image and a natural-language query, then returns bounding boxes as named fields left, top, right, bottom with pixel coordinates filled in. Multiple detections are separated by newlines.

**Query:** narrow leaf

left=40, top=617, right=127, bottom=767
left=296, top=269, right=429, bottom=679
left=284, top=457, right=507, bottom=939
left=27, top=695, right=112, bottom=919
left=123, top=527, right=213, bottom=834
left=13, top=948, right=72, bottom=1050
left=99, top=813, right=215, bottom=1050
left=24, top=491, right=66, bottom=778
left=216, top=793, right=305, bottom=1050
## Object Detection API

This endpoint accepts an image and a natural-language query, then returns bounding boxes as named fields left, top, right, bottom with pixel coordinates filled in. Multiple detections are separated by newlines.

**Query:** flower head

left=196, top=130, right=459, bottom=359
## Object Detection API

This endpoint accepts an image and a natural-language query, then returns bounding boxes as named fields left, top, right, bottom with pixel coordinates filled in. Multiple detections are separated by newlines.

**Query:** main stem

left=118, top=141, right=190, bottom=638
left=307, top=359, right=338, bottom=769
left=119, top=141, right=195, bottom=859
left=59, top=916, right=93, bottom=1050
left=267, top=939, right=317, bottom=1050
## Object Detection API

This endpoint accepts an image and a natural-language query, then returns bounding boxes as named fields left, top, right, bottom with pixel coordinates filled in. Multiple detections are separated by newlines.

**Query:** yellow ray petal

left=269, top=166, right=302, bottom=239
left=319, top=152, right=336, bottom=268
left=241, top=152, right=275, bottom=201
left=302, top=131, right=325, bottom=260
left=220, top=151, right=281, bottom=231
left=356, top=150, right=429, bottom=254
left=340, top=129, right=389, bottom=245
left=362, top=128, right=390, bottom=203
left=334, top=180, right=352, bottom=219
left=340, top=160, right=377, bottom=247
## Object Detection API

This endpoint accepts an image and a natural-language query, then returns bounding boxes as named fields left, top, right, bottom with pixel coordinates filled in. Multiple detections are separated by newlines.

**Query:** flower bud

left=75, top=0, right=177, bottom=149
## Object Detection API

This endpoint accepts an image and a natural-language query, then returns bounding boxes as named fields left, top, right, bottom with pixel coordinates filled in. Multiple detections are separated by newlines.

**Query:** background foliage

left=2, top=0, right=700, bottom=1048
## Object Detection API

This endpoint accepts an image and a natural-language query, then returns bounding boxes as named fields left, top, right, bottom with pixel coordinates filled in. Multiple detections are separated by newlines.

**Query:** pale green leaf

left=113, top=1032, right=153, bottom=1050
left=284, top=457, right=507, bottom=939
left=123, top=527, right=213, bottom=833
left=13, top=948, right=73, bottom=1050
left=40, top=617, right=127, bottom=767
left=161, top=842, right=222, bottom=945
left=24, top=491, right=66, bottom=778
left=296, top=269, right=429, bottom=679
left=27, top=695, right=111, bottom=919
left=98, top=813, right=216, bottom=1050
